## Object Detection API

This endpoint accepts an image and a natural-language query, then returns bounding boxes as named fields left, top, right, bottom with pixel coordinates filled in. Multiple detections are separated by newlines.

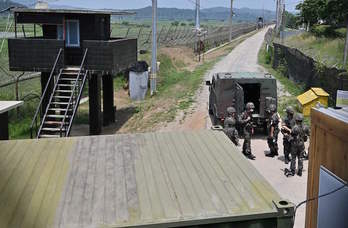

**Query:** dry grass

left=284, top=32, right=346, bottom=69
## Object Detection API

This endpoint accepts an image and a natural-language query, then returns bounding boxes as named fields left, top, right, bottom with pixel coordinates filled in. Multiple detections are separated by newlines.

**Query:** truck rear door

left=235, top=82, right=244, bottom=115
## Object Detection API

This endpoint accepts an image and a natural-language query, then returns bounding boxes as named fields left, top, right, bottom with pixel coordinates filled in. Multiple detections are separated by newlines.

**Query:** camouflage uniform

left=266, top=104, right=280, bottom=157
left=289, top=114, right=309, bottom=176
left=281, top=107, right=295, bottom=164
left=223, top=107, right=239, bottom=146
left=239, top=103, right=255, bottom=160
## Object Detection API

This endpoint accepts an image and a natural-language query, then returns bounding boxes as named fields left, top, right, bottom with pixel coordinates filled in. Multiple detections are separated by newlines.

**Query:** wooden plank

left=178, top=132, right=227, bottom=214
left=306, top=109, right=348, bottom=228
left=8, top=139, right=61, bottom=228
left=57, top=137, right=89, bottom=226
left=155, top=133, right=195, bottom=218
left=187, top=132, right=241, bottom=213
left=104, top=136, right=117, bottom=223
left=134, top=135, right=153, bottom=221
left=201, top=131, right=264, bottom=211
left=91, top=136, right=107, bottom=225
left=123, top=135, right=140, bottom=222
left=114, top=134, right=131, bottom=222
left=168, top=132, right=216, bottom=216
left=211, top=131, right=280, bottom=208
left=0, top=140, right=46, bottom=227
left=139, top=134, right=165, bottom=220
left=76, top=136, right=98, bottom=226
left=148, top=133, right=180, bottom=219
left=160, top=132, right=204, bottom=217
left=0, top=140, right=30, bottom=195
left=40, top=139, right=75, bottom=228
left=0, top=141, right=18, bottom=162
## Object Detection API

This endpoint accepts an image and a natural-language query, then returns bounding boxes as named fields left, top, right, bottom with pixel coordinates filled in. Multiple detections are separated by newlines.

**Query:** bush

left=171, top=21, right=179, bottom=26
left=311, top=25, right=343, bottom=38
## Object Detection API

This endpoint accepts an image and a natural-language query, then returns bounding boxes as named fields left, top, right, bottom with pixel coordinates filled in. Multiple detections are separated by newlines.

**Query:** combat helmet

left=227, top=107, right=236, bottom=115
left=269, top=104, right=277, bottom=113
left=286, top=106, right=295, bottom=115
left=246, top=102, right=255, bottom=111
left=295, top=113, right=304, bottom=122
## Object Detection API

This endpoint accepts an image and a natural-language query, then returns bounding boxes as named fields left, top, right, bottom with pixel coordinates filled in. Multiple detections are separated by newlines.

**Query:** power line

left=293, top=183, right=348, bottom=223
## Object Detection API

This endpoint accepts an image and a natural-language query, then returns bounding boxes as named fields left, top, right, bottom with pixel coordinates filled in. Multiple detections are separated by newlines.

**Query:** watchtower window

left=66, top=20, right=80, bottom=47
left=57, top=25, right=63, bottom=40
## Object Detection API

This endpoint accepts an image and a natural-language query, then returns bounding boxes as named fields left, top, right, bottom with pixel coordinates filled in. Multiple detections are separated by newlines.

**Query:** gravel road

left=162, top=27, right=308, bottom=228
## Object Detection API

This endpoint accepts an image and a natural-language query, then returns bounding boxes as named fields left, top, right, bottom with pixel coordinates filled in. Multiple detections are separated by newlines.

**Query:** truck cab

left=206, top=72, right=277, bottom=130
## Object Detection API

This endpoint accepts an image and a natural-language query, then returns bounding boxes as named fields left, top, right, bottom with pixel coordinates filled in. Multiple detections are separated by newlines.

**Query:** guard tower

left=7, top=8, right=137, bottom=138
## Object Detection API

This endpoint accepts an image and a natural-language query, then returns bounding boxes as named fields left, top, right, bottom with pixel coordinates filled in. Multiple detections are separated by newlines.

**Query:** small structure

left=297, top=88, right=329, bottom=116
left=306, top=107, right=348, bottom=228
left=7, top=8, right=137, bottom=138
left=0, top=101, right=23, bottom=140
left=0, top=130, right=294, bottom=227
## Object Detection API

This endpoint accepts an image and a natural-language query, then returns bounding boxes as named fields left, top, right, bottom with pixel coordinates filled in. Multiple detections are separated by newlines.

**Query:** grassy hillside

left=283, top=28, right=347, bottom=69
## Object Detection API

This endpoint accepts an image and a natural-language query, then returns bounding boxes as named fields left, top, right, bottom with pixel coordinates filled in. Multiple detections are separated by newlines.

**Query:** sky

left=50, top=0, right=298, bottom=12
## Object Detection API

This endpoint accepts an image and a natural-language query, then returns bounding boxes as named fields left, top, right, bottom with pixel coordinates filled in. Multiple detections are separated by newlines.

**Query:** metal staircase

left=31, top=49, right=89, bottom=139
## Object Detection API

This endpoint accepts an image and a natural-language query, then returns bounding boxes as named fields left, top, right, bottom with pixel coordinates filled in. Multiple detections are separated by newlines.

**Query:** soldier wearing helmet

left=266, top=104, right=280, bottom=157
left=281, top=106, right=295, bottom=164
left=223, top=107, right=239, bottom=146
left=239, top=102, right=256, bottom=160
left=285, top=113, right=309, bottom=177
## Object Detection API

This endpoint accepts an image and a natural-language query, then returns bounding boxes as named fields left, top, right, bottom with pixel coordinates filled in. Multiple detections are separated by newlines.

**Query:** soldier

left=223, top=107, right=239, bottom=146
left=281, top=106, right=295, bottom=164
left=285, top=113, right=309, bottom=177
left=239, top=102, right=256, bottom=160
left=266, top=104, right=280, bottom=157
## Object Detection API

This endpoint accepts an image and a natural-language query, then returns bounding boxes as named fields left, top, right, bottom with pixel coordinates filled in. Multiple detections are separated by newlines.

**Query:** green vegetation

left=284, top=30, right=347, bottom=69
left=120, top=54, right=218, bottom=132
left=0, top=78, right=41, bottom=139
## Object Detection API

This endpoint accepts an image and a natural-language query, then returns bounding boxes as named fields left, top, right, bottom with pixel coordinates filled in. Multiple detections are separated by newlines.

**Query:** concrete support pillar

left=89, top=73, right=102, bottom=135
left=40, top=72, right=53, bottom=116
left=102, top=74, right=115, bottom=126
left=0, top=112, right=9, bottom=140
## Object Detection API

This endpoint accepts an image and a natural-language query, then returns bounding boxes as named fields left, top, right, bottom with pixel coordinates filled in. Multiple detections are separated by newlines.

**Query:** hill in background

left=0, top=0, right=25, bottom=11
left=124, top=7, right=275, bottom=23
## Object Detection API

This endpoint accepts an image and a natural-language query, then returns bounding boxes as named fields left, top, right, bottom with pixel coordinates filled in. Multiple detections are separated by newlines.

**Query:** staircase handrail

left=60, top=48, right=88, bottom=137
left=30, top=48, right=63, bottom=138
left=66, top=70, right=88, bottom=136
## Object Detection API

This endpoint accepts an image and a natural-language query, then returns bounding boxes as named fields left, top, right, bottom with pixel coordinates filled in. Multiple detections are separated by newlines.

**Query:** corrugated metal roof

left=311, top=88, right=329, bottom=97
left=297, top=90, right=318, bottom=105
left=0, top=131, right=285, bottom=228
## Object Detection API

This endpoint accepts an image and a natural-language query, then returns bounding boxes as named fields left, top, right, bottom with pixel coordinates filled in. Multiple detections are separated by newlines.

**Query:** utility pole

left=195, top=0, right=200, bottom=30
left=281, top=3, right=285, bottom=43
left=151, top=0, right=157, bottom=95
left=229, top=0, right=234, bottom=42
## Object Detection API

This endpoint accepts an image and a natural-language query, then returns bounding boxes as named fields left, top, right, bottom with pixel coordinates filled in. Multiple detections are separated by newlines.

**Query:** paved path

left=162, top=27, right=308, bottom=228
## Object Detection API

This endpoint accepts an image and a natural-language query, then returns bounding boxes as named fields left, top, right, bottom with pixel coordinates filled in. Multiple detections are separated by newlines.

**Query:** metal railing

left=30, top=48, right=63, bottom=138
left=60, top=48, right=89, bottom=137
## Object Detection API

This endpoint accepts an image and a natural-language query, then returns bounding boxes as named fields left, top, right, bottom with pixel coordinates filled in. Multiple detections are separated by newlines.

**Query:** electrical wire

left=293, top=183, right=348, bottom=222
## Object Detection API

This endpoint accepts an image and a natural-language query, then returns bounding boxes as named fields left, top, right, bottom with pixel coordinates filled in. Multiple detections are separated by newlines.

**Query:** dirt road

left=161, top=27, right=308, bottom=228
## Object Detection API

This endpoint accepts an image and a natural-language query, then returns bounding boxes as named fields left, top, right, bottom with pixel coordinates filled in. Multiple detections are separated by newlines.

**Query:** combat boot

left=284, top=168, right=295, bottom=177
left=297, top=169, right=302, bottom=176
left=284, top=156, right=290, bottom=164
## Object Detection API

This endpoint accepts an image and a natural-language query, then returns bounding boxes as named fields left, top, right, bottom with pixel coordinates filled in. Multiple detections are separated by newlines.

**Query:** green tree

left=296, top=0, right=326, bottom=28
left=284, top=11, right=298, bottom=29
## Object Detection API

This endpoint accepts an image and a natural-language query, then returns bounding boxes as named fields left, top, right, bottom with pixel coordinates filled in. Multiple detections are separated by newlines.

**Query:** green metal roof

left=0, top=130, right=292, bottom=227
left=216, top=72, right=275, bottom=80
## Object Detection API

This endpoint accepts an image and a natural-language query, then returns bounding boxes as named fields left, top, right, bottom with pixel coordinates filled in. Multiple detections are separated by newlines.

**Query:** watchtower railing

left=60, top=48, right=89, bottom=137
left=30, top=48, right=63, bottom=138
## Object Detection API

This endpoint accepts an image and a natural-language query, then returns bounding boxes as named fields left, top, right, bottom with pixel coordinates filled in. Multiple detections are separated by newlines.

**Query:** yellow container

left=297, top=88, right=330, bottom=116
left=311, top=87, right=329, bottom=107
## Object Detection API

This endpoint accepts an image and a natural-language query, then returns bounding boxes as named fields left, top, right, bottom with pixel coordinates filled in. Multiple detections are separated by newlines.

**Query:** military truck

left=206, top=72, right=277, bottom=131
left=258, top=17, right=264, bottom=29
